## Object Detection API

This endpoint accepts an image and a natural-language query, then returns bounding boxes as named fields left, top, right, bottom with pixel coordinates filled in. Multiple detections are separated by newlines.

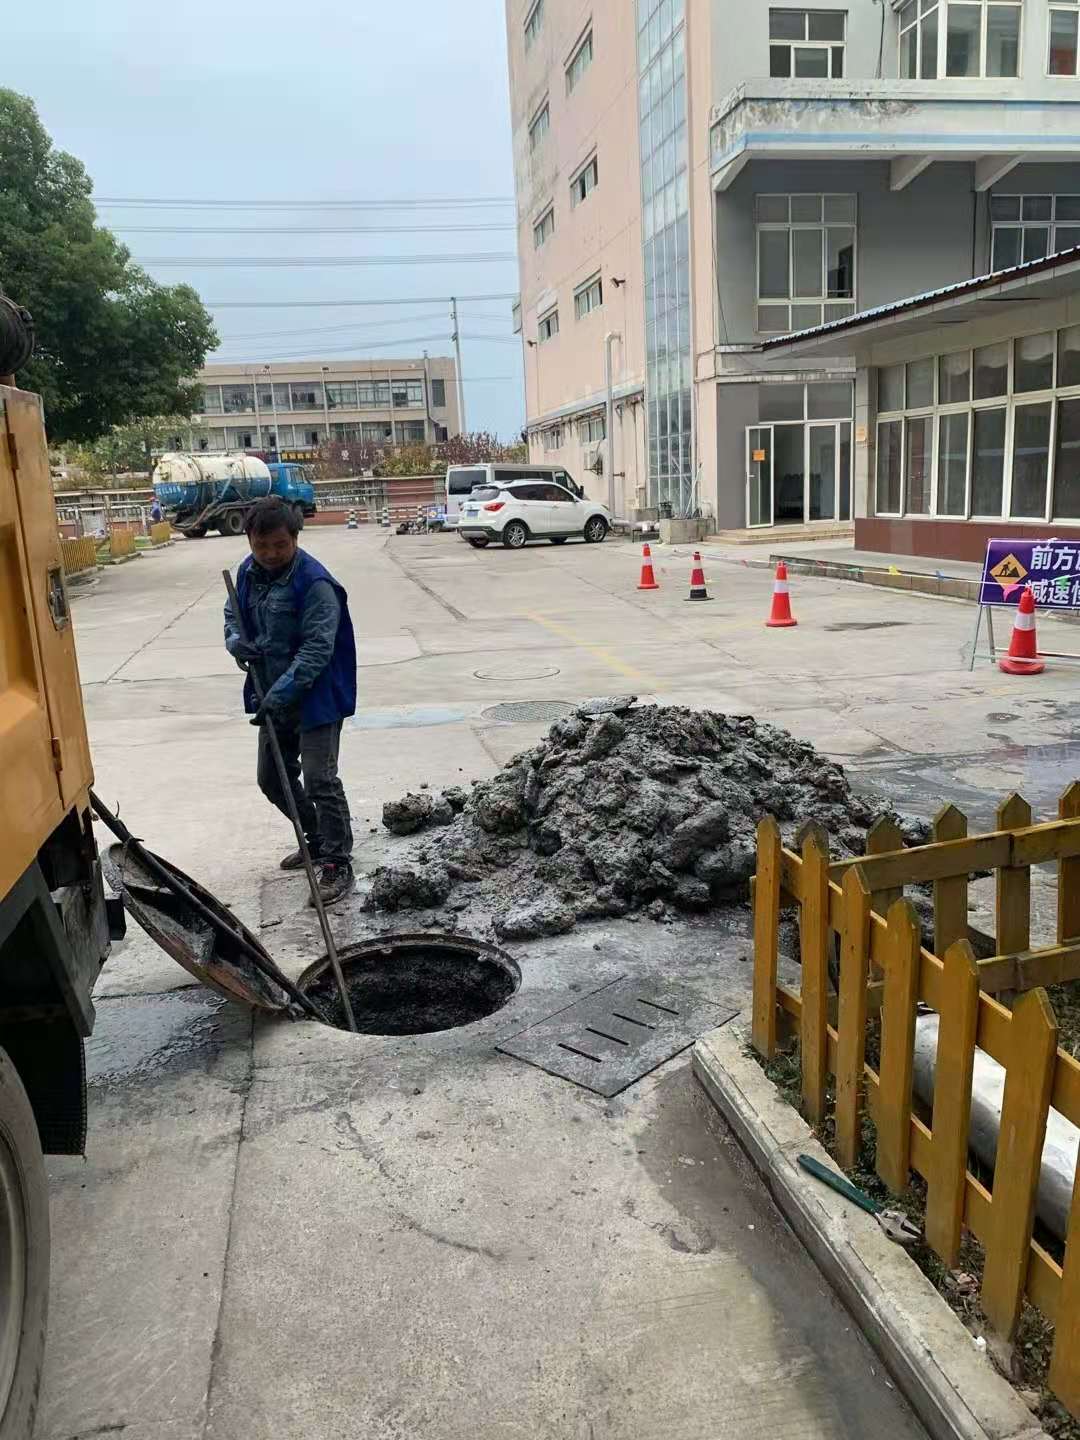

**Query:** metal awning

left=758, top=248, right=1080, bottom=359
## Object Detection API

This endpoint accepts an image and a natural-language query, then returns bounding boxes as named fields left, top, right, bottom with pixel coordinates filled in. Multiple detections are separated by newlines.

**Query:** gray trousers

left=257, top=720, right=353, bottom=866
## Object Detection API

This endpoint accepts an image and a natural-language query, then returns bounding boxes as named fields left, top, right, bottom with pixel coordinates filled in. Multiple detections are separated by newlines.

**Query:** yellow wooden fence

left=108, top=526, right=136, bottom=558
left=148, top=521, right=171, bottom=546
left=60, top=537, right=99, bottom=576
left=751, top=787, right=1080, bottom=1415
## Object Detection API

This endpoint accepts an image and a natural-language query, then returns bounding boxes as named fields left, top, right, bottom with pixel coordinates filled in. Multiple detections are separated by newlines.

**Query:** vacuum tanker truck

left=152, top=452, right=316, bottom=537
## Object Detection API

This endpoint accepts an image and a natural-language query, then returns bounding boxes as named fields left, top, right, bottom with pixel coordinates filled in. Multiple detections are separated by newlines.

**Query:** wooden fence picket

left=925, top=940, right=979, bottom=1267
left=1049, top=1161, right=1080, bottom=1415
left=876, top=899, right=921, bottom=1193
left=751, top=817, right=781, bottom=1059
left=1059, top=781, right=1080, bottom=945
left=835, top=867, right=872, bottom=1169
left=996, top=793, right=1032, bottom=957
left=800, top=832, right=830, bottom=1126
left=981, top=989, right=1058, bottom=1338
left=866, top=815, right=904, bottom=922
left=932, top=804, right=968, bottom=956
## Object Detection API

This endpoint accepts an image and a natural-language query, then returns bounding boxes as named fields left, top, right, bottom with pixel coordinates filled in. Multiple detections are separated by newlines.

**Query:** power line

left=98, top=195, right=514, bottom=210
left=116, top=222, right=516, bottom=235
left=206, top=293, right=519, bottom=308
left=217, top=312, right=450, bottom=342
left=138, top=253, right=517, bottom=267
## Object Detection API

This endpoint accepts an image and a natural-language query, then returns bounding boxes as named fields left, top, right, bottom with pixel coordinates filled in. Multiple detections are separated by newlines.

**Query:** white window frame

left=871, top=326, right=1080, bottom=524
left=990, top=195, right=1080, bottom=271
left=578, top=414, right=606, bottom=443
left=533, top=204, right=555, bottom=250
left=570, top=153, right=598, bottom=208
left=943, top=0, right=1023, bottom=79
left=538, top=307, right=559, bottom=343
left=754, top=193, right=857, bottom=335
left=566, top=26, right=594, bottom=92
left=524, top=0, right=544, bottom=51
left=541, top=425, right=563, bottom=451
left=898, top=0, right=941, bottom=79
left=528, top=101, right=550, bottom=153
left=768, top=8, right=846, bottom=78
left=573, top=273, right=603, bottom=320
left=1049, top=0, right=1080, bottom=75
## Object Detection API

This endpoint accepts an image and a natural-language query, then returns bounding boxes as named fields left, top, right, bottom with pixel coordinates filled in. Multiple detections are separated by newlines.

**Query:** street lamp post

left=263, top=364, right=279, bottom=458
left=321, top=365, right=331, bottom=450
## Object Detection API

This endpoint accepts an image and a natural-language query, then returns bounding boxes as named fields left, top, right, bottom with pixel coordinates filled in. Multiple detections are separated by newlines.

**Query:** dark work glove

left=230, top=638, right=264, bottom=663
left=249, top=674, right=299, bottom=726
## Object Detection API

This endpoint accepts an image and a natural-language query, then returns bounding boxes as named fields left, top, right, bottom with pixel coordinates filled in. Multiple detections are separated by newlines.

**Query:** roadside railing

left=60, top=537, right=99, bottom=576
left=148, top=521, right=171, bottom=546
left=108, top=527, right=136, bottom=559
left=751, top=788, right=1080, bottom=1417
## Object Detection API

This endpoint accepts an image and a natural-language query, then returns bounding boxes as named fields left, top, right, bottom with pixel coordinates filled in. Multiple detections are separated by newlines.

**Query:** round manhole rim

left=296, top=932, right=521, bottom=1036
left=473, top=662, right=562, bottom=682
left=481, top=699, right=576, bottom=724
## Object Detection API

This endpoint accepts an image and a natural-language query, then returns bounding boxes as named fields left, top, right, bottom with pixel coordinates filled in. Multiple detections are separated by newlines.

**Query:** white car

left=457, top=480, right=611, bottom=549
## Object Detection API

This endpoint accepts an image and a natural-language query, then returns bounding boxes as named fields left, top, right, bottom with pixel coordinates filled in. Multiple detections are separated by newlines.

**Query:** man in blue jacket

left=224, top=497, right=357, bottom=904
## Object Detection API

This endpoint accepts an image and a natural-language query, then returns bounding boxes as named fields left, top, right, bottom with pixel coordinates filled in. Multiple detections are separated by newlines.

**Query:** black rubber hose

left=0, top=297, right=34, bottom=374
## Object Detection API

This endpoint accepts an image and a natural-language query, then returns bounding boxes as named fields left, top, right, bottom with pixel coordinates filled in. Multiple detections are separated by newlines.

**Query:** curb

left=692, top=1022, right=1048, bottom=1440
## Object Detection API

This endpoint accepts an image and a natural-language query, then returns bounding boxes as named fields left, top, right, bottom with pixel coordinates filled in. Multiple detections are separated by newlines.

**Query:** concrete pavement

left=38, top=526, right=1080, bottom=1439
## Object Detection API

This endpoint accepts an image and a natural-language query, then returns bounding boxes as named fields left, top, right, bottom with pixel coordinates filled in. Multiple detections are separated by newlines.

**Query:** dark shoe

left=308, top=862, right=354, bottom=907
left=280, top=845, right=320, bottom=871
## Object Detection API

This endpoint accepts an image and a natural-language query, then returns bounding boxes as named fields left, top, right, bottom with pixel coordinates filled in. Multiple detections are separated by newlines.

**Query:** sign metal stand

left=969, top=537, right=1080, bottom=669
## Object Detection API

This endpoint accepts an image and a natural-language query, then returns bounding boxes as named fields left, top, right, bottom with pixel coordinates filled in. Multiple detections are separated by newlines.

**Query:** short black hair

left=245, top=496, right=300, bottom=538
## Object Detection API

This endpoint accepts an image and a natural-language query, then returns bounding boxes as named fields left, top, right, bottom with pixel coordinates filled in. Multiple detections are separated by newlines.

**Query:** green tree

left=70, top=413, right=192, bottom=480
left=0, top=90, right=217, bottom=443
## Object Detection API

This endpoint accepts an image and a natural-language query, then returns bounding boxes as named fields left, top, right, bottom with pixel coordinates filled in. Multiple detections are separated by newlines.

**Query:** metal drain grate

left=497, top=975, right=735, bottom=1096
left=481, top=700, right=576, bottom=724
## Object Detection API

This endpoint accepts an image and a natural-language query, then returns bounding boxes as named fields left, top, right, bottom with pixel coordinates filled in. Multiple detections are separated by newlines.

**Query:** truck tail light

left=483, top=501, right=505, bottom=512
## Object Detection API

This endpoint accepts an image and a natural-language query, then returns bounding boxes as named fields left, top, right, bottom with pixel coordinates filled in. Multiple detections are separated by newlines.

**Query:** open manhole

left=481, top=700, right=576, bottom=723
left=297, top=934, right=520, bottom=1035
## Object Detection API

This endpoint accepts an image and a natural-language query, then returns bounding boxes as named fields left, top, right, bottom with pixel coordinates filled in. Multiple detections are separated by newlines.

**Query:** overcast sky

left=5, top=0, right=525, bottom=438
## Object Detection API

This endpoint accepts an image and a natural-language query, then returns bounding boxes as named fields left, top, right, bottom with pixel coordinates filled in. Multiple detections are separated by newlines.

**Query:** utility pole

left=450, top=296, right=467, bottom=434
left=321, top=365, right=332, bottom=451
left=264, top=364, right=279, bottom=458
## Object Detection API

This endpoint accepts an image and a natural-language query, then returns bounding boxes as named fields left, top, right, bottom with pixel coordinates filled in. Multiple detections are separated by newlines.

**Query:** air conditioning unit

left=583, top=444, right=604, bottom=475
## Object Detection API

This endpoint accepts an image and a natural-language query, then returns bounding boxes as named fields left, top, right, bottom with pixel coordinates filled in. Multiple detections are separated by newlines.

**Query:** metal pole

left=321, top=365, right=331, bottom=448
left=422, top=350, right=432, bottom=445
left=251, top=367, right=262, bottom=451
left=221, top=568, right=358, bottom=1033
left=604, top=331, right=621, bottom=516
left=450, top=297, right=466, bottom=434
left=264, top=364, right=280, bottom=457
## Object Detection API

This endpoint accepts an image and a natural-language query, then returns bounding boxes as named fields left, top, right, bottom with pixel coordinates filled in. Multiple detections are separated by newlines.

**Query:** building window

left=990, top=195, right=1080, bottom=270
left=755, top=193, right=856, bottom=334
left=363, top=422, right=394, bottom=443
left=541, top=426, right=563, bottom=450
left=570, top=155, right=598, bottom=208
left=945, top=1, right=1021, bottom=77
left=899, top=0, right=940, bottom=78
left=430, top=378, right=447, bottom=407
left=528, top=102, right=550, bottom=152
left=769, top=9, right=846, bottom=77
left=396, top=421, right=427, bottom=445
left=290, top=382, right=323, bottom=411
left=325, top=382, right=358, bottom=408
left=573, top=274, right=603, bottom=320
left=578, top=414, right=606, bottom=443
left=538, top=308, right=559, bottom=342
left=391, top=379, right=424, bottom=408
left=872, top=322, right=1080, bottom=522
left=1050, top=1, right=1080, bottom=73
left=201, top=386, right=223, bottom=415
left=524, top=0, right=544, bottom=51
left=221, top=384, right=254, bottom=414
left=566, top=29, right=594, bottom=91
left=533, top=205, right=555, bottom=249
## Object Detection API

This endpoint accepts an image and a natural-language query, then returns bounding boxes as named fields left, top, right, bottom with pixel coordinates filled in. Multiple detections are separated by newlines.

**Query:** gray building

left=507, top=0, right=1080, bottom=530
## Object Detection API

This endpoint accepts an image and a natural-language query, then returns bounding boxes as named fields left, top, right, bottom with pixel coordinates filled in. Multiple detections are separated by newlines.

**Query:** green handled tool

left=797, top=1153, right=922, bottom=1245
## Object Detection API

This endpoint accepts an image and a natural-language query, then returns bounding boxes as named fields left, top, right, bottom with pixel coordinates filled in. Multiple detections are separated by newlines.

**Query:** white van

left=445, top=462, right=584, bottom=526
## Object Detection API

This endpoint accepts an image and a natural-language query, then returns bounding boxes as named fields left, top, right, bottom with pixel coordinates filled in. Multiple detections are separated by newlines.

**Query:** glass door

left=808, top=423, right=838, bottom=520
left=746, top=426, right=773, bottom=527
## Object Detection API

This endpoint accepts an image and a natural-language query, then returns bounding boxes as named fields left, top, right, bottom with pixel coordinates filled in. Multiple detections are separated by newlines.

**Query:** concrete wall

left=506, top=0, right=646, bottom=512
left=710, top=0, right=890, bottom=100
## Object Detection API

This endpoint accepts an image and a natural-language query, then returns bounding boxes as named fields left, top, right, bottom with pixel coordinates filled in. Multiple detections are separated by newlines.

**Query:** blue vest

left=236, top=550, right=357, bottom=731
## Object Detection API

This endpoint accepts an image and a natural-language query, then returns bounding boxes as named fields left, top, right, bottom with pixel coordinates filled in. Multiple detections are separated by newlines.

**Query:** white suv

left=457, top=481, right=611, bottom=549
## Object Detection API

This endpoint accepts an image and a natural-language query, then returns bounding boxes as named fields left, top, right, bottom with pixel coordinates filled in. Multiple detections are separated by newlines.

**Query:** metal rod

left=88, top=789, right=328, bottom=1022
left=222, top=567, right=358, bottom=1032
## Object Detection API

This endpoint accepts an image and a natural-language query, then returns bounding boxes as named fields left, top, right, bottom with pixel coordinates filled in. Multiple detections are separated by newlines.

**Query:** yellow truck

left=0, top=305, right=115, bottom=1437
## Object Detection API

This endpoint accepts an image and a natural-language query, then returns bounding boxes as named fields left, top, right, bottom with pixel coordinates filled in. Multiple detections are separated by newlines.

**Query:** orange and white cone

left=765, top=561, right=797, bottom=628
left=685, top=551, right=711, bottom=602
left=999, top=584, right=1044, bottom=675
left=637, top=543, right=660, bottom=591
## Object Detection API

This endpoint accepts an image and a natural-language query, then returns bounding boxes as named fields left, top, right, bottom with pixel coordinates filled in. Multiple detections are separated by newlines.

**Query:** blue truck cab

left=267, top=462, right=317, bottom=516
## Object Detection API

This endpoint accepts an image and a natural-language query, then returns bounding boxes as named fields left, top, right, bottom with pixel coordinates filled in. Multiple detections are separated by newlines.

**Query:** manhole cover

left=497, top=976, right=735, bottom=1097
left=297, top=933, right=520, bottom=1035
left=824, top=621, right=910, bottom=632
left=481, top=700, right=576, bottom=724
left=473, top=662, right=561, bottom=681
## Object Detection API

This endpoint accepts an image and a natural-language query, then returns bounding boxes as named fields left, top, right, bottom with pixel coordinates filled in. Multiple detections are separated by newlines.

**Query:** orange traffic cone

left=765, top=561, right=797, bottom=628
left=637, top=543, right=660, bottom=591
left=685, top=551, right=711, bottom=602
left=999, top=584, right=1045, bottom=675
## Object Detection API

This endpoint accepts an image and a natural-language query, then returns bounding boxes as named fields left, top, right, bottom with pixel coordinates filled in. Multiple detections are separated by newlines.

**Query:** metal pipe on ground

left=221, top=567, right=358, bottom=1033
